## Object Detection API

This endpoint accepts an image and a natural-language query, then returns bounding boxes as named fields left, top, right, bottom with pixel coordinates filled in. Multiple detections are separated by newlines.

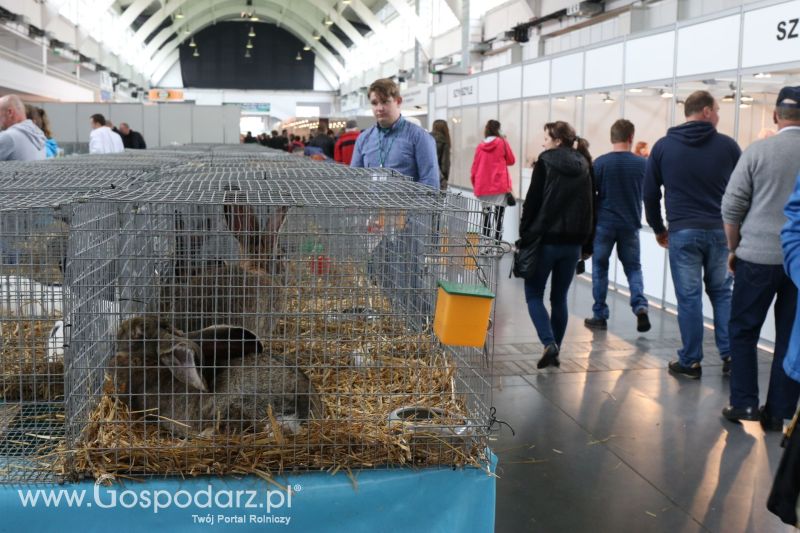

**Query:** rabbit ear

left=223, top=188, right=287, bottom=258
left=188, top=325, right=263, bottom=365
left=159, top=341, right=207, bottom=392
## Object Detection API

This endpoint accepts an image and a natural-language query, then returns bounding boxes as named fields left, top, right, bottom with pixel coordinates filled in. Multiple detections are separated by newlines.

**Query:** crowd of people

left=4, top=81, right=800, bottom=432
left=0, top=94, right=148, bottom=160
left=511, top=86, right=800, bottom=436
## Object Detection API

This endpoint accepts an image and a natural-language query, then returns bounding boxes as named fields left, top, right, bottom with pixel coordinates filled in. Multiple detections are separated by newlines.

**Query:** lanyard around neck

left=377, top=118, right=404, bottom=168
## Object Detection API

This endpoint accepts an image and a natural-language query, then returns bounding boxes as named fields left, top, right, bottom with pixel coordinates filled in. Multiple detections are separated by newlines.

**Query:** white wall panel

left=448, top=81, right=462, bottom=107
left=40, top=103, right=78, bottom=143
left=459, top=78, right=478, bottom=106
left=522, top=61, right=550, bottom=98
left=435, top=84, right=448, bottom=108
left=498, top=66, right=522, bottom=101
left=625, top=31, right=675, bottom=84
left=742, top=0, right=800, bottom=68
left=551, top=53, right=584, bottom=94
left=677, top=15, right=740, bottom=77
left=222, top=105, right=241, bottom=144
left=478, top=72, right=499, bottom=104
left=108, top=104, right=144, bottom=133
left=159, top=104, right=193, bottom=146
left=192, top=106, right=225, bottom=144
left=585, top=43, right=624, bottom=89
left=143, top=105, right=160, bottom=148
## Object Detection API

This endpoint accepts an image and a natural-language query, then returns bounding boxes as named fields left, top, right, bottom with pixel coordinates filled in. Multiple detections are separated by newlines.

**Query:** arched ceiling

left=111, top=0, right=425, bottom=87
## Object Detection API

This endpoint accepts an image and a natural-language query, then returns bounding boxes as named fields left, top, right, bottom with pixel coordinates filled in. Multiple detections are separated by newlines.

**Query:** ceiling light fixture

left=312, top=31, right=321, bottom=40
left=250, top=11, right=259, bottom=21
left=721, top=94, right=735, bottom=103
left=245, top=49, right=251, bottom=58
left=175, top=8, right=184, bottom=19
left=183, top=26, right=191, bottom=35
left=296, top=51, right=303, bottom=61
left=248, top=26, right=256, bottom=37
left=555, top=96, right=567, bottom=101
left=740, top=103, right=751, bottom=109
left=602, top=93, right=615, bottom=104
left=628, top=87, right=642, bottom=93
left=246, top=39, right=253, bottom=49
left=189, top=36, right=196, bottom=47
left=193, top=47, right=199, bottom=57
left=754, top=72, right=772, bottom=79
left=303, top=44, right=311, bottom=51
left=342, top=0, right=352, bottom=4
left=324, top=17, right=334, bottom=26
left=740, top=94, right=754, bottom=103
left=660, top=89, right=673, bottom=98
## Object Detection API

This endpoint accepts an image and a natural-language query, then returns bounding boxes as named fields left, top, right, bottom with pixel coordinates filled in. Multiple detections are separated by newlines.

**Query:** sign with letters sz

left=742, top=0, right=800, bottom=68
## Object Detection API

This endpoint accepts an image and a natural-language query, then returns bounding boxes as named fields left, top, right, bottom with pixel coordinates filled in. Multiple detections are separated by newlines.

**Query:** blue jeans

left=591, top=225, right=648, bottom=320
left=524, top=244, right=581, bottom=347
left=668, top=229, right=732, bottom=365
left=729, top=259, right=800, bottom=418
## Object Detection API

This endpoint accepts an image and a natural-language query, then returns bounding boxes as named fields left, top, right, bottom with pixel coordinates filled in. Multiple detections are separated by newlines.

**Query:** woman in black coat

left=518, top=121, right=595, bottom=368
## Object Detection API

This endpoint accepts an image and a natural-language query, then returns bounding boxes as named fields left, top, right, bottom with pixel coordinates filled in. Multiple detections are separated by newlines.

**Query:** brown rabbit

left=109, top=315, right=210, bottom=438
left=161, top=189, right=289, bottom=343
left=109, top=316, right=321, bottom=438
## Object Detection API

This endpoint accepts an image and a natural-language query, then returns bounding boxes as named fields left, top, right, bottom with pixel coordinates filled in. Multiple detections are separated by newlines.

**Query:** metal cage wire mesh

left=0, top=145, right=503, bottom=483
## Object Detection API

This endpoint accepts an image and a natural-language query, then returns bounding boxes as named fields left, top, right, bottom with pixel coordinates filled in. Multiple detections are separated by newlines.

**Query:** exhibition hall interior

left=0, top=0, right=799, bottom=531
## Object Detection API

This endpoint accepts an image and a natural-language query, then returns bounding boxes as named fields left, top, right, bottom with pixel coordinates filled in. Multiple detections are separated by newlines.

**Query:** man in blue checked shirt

left=351, top=78, right=440, bottom=188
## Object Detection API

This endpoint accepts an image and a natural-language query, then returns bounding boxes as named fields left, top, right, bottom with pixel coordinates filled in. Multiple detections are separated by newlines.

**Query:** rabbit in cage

left=161, top=189, right=289, bottom=343
left=109, top=315, right=321, bottom=438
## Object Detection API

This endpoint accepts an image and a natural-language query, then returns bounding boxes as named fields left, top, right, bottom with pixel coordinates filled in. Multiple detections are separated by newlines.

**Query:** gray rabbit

left=109, top=315, right=321, bottom=438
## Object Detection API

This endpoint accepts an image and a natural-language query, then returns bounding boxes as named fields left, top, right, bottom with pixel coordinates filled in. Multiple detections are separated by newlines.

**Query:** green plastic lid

left=437, top=280, right=495, bottom=299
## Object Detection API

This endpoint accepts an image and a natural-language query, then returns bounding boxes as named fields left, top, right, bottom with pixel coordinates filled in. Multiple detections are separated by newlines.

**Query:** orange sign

left=148, top=89, right=185, bottom=101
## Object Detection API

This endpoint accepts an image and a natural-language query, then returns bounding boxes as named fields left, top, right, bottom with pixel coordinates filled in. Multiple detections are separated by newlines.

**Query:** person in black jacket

left=519, top=121, right=595, bottom=368
left=115, top=123, right=146, bottom=149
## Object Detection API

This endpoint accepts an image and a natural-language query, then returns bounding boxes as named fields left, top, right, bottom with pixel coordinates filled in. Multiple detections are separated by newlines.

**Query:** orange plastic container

left=433, top=280, right=495, bottom=347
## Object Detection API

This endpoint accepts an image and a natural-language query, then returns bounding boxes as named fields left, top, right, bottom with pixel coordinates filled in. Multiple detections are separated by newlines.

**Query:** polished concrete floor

left=490, top=258, right=793, bottom=532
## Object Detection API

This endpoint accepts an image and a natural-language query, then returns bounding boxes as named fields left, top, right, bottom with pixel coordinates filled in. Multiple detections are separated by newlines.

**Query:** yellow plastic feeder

left=433, top=280, right=495, bottom=347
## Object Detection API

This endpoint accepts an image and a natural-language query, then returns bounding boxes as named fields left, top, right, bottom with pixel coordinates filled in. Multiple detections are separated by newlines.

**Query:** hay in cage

left=0, top=317, right=64, bottom=402
left=39, top=260, right=489, bottom=482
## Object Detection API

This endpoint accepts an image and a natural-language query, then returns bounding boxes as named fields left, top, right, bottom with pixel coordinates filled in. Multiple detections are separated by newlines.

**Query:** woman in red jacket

left=471, top=120, right=515, bottom=241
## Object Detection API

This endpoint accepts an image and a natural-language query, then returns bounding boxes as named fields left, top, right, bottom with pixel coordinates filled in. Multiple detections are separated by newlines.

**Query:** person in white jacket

left=0, top=94, right=46, bottom=161
left=89, top=113, right=124, bottom=154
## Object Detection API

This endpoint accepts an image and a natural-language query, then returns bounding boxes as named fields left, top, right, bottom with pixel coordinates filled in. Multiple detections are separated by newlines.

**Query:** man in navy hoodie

left=644, top=90, right=741, bottom=379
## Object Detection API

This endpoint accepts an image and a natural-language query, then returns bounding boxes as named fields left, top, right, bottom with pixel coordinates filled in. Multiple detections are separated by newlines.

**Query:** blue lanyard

left=377, top=119, right=405, bottom=168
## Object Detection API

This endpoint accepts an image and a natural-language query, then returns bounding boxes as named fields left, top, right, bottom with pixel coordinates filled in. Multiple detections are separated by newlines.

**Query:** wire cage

left=61, top=177, right=500, bottom=481
left=0, top=192, right=83, bottom=482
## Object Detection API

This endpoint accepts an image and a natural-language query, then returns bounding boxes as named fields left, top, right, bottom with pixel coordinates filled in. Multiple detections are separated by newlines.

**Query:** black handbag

left=512, top=238, right=540, bottom=279
left=505, top=192, right=516, bottom=206
left=768, top=414, right=800, bottom=526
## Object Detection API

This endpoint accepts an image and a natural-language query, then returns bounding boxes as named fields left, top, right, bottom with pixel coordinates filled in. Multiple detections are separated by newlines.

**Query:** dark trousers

left=729, top=259, right=800, bottom=419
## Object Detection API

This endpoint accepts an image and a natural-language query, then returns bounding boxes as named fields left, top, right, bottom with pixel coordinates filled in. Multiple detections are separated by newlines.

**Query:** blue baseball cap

left=777, top=86, right=800, bottom=108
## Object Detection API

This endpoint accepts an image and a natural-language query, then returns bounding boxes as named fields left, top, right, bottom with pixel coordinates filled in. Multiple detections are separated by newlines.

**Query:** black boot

left=537, top=343, right=560, bottom=369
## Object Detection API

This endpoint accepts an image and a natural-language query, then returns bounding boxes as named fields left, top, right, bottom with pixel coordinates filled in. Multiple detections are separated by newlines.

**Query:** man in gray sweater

left=0, top=94, right=46, bottom=161
left=721, top=85, right=800, bottom=431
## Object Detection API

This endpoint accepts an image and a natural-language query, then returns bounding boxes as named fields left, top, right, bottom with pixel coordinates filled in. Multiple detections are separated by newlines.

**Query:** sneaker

left=584, top=317, right=607, bottom=330
left=722, top=357, right=731, bottom=376
left=537, top=343, right=560, bottom=369
left=721, top=405, right=759, bottom=422
left=636, top=311, right=651, bottom=332
left=668, top=360, right=702, bottom=379
left=759, top=406, right=784, bottom=432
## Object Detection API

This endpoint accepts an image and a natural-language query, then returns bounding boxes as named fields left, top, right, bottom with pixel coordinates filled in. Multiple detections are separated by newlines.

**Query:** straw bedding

left=0, top=317, right=63, bottom=402
left=41, top=260, right=489, bottom=482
